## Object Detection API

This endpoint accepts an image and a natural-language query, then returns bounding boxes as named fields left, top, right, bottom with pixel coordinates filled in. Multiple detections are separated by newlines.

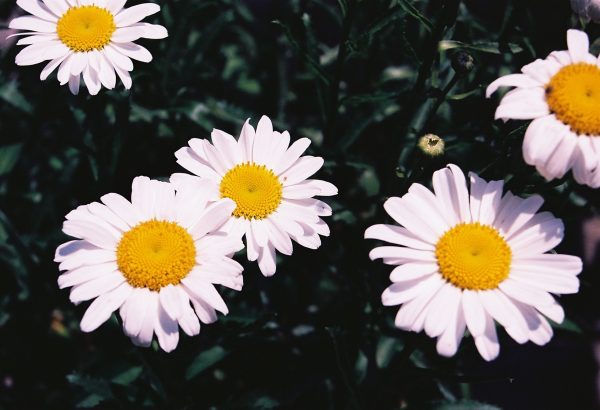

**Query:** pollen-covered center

left=116, top=220, right=196, bottom=291
left=57, top=6, right=116, bottom=52
left=435, top=223, right=512, bottom=290
left=545, top=63, right=600, bottom=135
left=219, top=162, right=283, bottom=220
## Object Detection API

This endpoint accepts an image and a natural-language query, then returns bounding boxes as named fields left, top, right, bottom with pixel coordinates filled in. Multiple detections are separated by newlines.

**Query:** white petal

left=17, top=0, right=58, bottom=21
left=69, top=270, right=125, bottom=304
left=131, top=290, right=158, bottom=347
left=424, top=284, right=460, bottom=338
left=58, top=261, right=118, bottom=288
left=115, top=3, right=160, bottom=27
left=107, top=0, right=127, bottom=13
left=68, top=72, right=79, bottom=94
left=104, top=45, right=134, bottom=71
left=111, top=26, right=146, bottom=43
left=381, top=274, right=440, bottom=306
left=122, top=287, right=151, bottom=338
left=474, top=314, right=500, bottom=361
left=567, top=29, right=590, bottom=62
left=159, top=284, right=184, bottom=320
left=257, top=244, right=277, bottom=276
left=273, top=138, right=312, bottom=175
left=280, top=156, right=324, bottom=186
left=462, top=290, right=486, bottom=337
left=178, top=301, right=201, bottom=337
left=389, top=263, right=437, bottom=282
left=132, top=22, right=168, bottom=39
left=383, top=197, right=438, bottom=244
left=110, top=42, right=152, bottom=62
left=9, top=15, right=56, bottom=32
left=190, top=199, right=236, bottom=239
left=237, top=119, right=255, bottom=161
left=364, top=224, right=434, bottom=251
left=485, top=73, right=541, bottom=98
left=154, top=303, right=179, bottom=353
left=436, top=295, right=465, bottom=358
left=80, top=282, right=132, bottom=332
left=181, top=279, right=228, bottom=314
left=252, top=115, right=274, bottom=166
left=100, top=193, right=143, bottom=227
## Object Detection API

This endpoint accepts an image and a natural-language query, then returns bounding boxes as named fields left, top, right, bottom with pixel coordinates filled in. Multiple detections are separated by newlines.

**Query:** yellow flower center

left=116, top=220, right=196, bottom=291
left=219, top=162, right=283, bottom=220
left=435, top=223, right=512, bottom=290
left=545, top=63, right=600, bottom=135
left=57, top=6, right=116, bottom=52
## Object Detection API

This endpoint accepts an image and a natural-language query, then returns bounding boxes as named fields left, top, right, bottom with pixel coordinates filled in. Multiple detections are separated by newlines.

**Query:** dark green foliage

left=0, top=0, right=597, bottom=408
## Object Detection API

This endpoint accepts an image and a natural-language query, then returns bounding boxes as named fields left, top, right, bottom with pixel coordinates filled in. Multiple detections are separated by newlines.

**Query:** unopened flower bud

left=418, top=134, right=445, bottom=157
left=451, top=51, right=475, bottom=75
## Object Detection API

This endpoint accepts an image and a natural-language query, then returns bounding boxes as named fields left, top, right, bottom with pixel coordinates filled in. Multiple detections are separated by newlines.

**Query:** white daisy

left=171, top=115, right=338, bottom=277
left=54, top=176, right=244, bottom=352
left=365, top=164, right=582, bottom=361
left=9, top=0, right=168, bottom=95
left=487, top=29, right=600, bottom=188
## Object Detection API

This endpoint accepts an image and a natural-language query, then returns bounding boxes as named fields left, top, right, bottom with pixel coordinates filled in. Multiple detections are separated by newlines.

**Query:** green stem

left=324, top=0, right=356, bottom=148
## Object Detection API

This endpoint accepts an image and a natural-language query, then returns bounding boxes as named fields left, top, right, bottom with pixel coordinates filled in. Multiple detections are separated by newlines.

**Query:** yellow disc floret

left=117, top=220, right=196, bottom=291
left=219, top=162, right=283, bottom=220
left=57, top=6, right=116, bottom=52
left=546, top=63, right=600, bottom=135
left=435, top=223, right=511, bottom=290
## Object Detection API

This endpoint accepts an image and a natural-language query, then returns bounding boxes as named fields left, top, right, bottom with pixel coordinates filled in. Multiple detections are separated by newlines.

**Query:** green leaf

left=438, top=40, right=523, bottom=55
left=0, top=144, right=23, bottom=176
left=423, top=400, right=502, bottom=410
left=394, top=0, right=433, bottom=32
left=272, top=20, right=331, bottom=86
left=0, top=81, right=33, bottom=114
left=185, top=346, right=229, bottom=380
left=552, top=318, right=583, bottom=334
left=67, top=373, right=113, bottom=408
left=111, top=366, right=143, bottom=386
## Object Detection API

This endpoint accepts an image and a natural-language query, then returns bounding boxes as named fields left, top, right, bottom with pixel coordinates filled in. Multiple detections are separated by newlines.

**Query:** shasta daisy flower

left=487, top=29, right=600, bottom=187
left=172, top=115, right=338, bottom=277
left=365, top=164, right=582, bottom=361
left=9, top=0, right=168, bottom=95
left=54, top=177, right=244, bottom=352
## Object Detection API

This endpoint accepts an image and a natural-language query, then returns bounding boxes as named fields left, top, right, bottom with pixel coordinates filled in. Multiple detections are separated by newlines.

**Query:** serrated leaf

left=185, top=346, right=229, bottom=380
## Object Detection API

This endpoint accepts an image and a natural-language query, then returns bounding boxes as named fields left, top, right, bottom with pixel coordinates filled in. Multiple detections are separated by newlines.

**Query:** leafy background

left=0, top=0, right=599, bottom=408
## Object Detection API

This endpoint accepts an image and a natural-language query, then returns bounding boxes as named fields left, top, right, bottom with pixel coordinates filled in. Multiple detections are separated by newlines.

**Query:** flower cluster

left=55, top=116, right=337, bottom=351
left=7, top=3, right=595, bottom=361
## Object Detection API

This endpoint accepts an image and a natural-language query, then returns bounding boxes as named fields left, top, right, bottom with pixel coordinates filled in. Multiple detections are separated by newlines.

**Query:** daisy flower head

left=172, top=115, right=338, bottom=277
left=365, top=164, right=582, bottom=361
left=487, top=29, right=600, bottom=188
left=54, top=177, right=244, bottom=352
left=9, top=0, right=168, bottom=95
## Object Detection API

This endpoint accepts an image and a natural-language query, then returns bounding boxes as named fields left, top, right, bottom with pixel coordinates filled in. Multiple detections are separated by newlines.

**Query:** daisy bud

left=417, top=134, right=445, bottom=157
left=451, top=50, right=475, bottom=76
left=571, top=0, right=600, bottom=22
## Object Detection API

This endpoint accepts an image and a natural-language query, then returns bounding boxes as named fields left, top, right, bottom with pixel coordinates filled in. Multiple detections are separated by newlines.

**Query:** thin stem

left=422, top=72, right=459, bottom=132
left=324, top=0, right=356, bottom=148
left=326, top=327, right=363, bottom=410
